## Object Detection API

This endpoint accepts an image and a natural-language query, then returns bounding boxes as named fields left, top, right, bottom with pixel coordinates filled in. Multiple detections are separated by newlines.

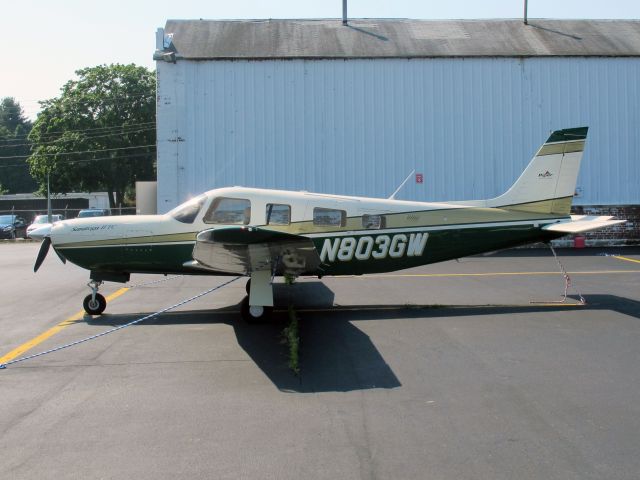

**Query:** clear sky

left=5, top=0, right=640, bottom=119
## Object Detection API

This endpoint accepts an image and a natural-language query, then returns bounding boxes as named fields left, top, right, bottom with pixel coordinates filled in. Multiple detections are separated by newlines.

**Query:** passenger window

left=168, top=195, right=206, bottom=224
left=266, top=204, right=291, bottom=225
left=313, top=207, right=346, bottom=227
left=204, top=197, right=251, bottom=224
left=362, top=214, right=385, bottom=229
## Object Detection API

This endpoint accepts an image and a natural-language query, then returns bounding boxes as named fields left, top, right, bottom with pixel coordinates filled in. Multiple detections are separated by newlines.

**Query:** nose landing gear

left=83, top=280, right=107, bottom=315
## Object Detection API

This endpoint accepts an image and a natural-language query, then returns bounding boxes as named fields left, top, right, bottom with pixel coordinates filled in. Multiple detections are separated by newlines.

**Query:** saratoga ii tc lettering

left=320, top=232, right=429, bottom=263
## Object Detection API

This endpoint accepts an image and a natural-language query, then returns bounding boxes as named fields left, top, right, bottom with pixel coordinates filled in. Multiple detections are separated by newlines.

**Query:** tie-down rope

left=0, top=276, right=240, bottom=369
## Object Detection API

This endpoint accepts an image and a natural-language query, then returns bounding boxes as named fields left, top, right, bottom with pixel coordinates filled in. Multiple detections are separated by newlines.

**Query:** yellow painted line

left=0, top=288, right=129, bottom=365
left=613, top=255, right=640, bottom=265
left=331, top=270, right=640, bottom=279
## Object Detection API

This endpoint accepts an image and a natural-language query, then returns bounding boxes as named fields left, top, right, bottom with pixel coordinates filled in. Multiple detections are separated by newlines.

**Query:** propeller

left=34, top=237, right=51, bottom=272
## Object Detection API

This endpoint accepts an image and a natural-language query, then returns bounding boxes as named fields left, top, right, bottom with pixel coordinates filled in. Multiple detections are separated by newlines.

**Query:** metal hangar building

left=153, top=19, right=640, bottom=241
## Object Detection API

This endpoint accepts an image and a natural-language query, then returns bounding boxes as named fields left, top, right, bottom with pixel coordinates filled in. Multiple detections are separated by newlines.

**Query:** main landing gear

left=240, top=297, right=273, bottom=323
left=241, top=271, right=273, bottom=323
left=83, top=280, right=106, bottom=315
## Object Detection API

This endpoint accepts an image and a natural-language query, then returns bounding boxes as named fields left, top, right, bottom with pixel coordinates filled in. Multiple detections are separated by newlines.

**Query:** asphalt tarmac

left=1, top=242, right=639, bottom=479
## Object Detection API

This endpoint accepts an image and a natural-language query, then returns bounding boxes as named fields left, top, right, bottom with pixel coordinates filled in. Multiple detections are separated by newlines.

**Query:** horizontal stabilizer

left=543, top=215, right=626, bottom=234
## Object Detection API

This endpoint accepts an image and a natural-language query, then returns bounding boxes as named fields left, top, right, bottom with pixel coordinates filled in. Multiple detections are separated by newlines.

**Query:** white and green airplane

left=32, top=127, right=624, bottom=321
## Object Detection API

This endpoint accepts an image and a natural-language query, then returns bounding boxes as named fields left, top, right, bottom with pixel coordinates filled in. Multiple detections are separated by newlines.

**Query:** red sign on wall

left=415, top=173, right=423, bottom=184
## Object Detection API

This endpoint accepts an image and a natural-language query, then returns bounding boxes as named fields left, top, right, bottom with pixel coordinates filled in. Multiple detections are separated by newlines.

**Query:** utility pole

left=524, top=0, right=529, bottom=25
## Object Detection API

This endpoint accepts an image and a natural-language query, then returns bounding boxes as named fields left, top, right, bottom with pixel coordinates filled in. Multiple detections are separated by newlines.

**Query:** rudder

left=487, top=127, right=588, bottom=215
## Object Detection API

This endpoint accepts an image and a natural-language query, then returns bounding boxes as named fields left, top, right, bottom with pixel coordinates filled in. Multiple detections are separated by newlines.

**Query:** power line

left=0, top=152, right=155, bottom=169
left=0, top=144, right=156, bottom=160
left=0, top=125, right=156, bottom=149
left=1, top=121, right=157, bottom=141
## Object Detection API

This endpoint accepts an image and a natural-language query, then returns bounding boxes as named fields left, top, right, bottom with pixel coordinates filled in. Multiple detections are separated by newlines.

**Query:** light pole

left=47, top=170, right=52, bottom=223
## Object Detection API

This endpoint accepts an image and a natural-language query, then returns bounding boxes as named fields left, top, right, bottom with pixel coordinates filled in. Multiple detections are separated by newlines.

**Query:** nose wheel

left=83, top=293, right=107, bottom=315
left=83, top=280, right=107, bottom=315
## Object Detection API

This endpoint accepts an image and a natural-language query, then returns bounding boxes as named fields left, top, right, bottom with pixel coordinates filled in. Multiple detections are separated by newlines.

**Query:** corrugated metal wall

left=156, top=57, right=640, bottom=212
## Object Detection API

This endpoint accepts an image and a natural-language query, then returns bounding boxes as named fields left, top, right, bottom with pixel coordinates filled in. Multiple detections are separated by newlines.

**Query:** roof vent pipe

left=524, top=0, right=528, bottom=25
left=342, top=0, right=348, bottom=25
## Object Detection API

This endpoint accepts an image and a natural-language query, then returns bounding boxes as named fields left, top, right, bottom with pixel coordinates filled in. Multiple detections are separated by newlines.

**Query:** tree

left=0, top=97, right=36, bottom=193
left=28, top=64, right=156, bottom=208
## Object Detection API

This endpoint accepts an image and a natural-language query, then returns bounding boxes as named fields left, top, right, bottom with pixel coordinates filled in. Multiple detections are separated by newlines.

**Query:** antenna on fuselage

left=388, top=170, right=415, bottom=200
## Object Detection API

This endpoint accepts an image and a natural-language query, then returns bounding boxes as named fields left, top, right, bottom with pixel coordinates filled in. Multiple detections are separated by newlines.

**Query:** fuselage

left=50, top=186, right=566, bottom=277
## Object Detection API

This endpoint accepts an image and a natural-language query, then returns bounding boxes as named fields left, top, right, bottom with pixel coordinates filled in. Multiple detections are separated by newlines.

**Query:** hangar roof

left=160, top=19, right=640, bottom=60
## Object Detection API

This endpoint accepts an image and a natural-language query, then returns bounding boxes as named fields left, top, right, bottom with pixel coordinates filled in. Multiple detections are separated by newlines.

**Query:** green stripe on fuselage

left=56, top=231, right=198, bottom=248
left=57, top=242, right=196, bottom=274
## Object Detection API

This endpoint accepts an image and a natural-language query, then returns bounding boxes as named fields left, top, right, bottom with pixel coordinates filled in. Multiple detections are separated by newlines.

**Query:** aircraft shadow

left=87, top=292, right=640, bottom=393
left=88, top=306, right=400, bottom=393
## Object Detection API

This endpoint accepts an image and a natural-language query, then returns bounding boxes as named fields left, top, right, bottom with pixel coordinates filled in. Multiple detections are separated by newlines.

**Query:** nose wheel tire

left=83, top=293, right=107, bottom=315
left=240, top=296, right=272, bottom=323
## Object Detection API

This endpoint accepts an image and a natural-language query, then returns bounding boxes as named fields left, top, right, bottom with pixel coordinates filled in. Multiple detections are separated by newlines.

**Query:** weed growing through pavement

left=282, top=305, right=300, bottom=375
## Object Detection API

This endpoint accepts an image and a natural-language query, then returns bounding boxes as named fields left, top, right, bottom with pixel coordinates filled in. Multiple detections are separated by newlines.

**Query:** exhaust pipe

left=342, top=0, right=348, bottom=26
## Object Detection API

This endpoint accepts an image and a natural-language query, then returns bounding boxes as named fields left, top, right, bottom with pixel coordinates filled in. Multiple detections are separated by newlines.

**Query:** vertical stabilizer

left=487, top=127, right=588, bottom=215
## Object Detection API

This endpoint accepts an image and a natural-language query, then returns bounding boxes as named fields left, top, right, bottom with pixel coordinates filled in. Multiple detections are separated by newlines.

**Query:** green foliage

left=27, top=64, right=156, bottom=207
left=283, top=305, right=300, bottom=375
left=0, top=98, right=37, bottom=193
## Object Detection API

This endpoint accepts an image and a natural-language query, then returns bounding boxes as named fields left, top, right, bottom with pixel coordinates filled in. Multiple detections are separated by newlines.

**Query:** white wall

left=156, top=57, right=640, bottom=212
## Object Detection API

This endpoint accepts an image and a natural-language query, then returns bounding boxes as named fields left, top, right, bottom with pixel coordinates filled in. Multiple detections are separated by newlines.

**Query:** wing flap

left=543, top=215, right=626, bottom=234
left=192, top=226, right=320, bottom=275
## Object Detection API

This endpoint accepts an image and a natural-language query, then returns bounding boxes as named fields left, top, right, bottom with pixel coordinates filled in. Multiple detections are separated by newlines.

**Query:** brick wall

left=563, top=205, right=640, bottom=246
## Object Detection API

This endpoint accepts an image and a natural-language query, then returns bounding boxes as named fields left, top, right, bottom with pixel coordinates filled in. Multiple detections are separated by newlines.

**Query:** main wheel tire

left=240, top=296, right=272, bottom=323
left=245, top=278, right=251, bottom=295
left=83, top=293, right=107, bottom=315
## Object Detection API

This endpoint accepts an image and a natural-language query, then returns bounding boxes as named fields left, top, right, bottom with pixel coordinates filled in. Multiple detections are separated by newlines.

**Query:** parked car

left=77, top=208, right=110, bottom=218
left=26, top=214, right=65, bottom=238
left=0, top=215, right=28, bottom=239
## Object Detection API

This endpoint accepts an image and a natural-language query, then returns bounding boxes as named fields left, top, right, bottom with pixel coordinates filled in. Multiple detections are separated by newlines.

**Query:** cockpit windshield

left=168, top=195, right=207, bottom=224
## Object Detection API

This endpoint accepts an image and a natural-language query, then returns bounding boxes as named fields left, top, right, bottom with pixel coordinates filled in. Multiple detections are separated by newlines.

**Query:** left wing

left=189, top=226, right=321, bottom=275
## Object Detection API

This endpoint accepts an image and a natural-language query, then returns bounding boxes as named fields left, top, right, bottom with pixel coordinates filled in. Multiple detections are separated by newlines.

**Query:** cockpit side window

left=168, top=195, right=206, bottom=224
left=203, top=197, right=251, bottom=225
left=266, top=204, right=291, bottom=225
